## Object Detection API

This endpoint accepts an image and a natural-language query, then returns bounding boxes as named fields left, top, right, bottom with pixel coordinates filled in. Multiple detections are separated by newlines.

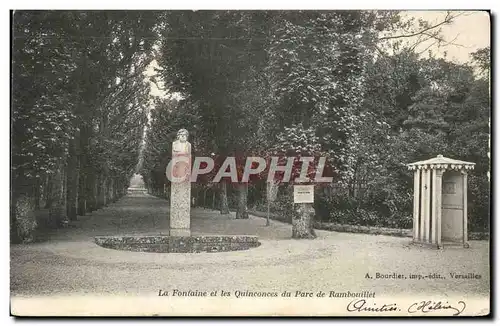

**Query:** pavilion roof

left=407, top=155, right=475, bottom=171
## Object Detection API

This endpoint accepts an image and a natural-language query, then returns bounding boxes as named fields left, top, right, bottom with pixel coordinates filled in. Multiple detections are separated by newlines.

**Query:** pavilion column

left=421, top=169, right=431, bottom=242
left=419, top=169, right=426, bottom=242
left=462, top=171, right=469, bottom=248
left=413, top=169, right=421, bottom=242
left=432, top=169, right=444, bottom=248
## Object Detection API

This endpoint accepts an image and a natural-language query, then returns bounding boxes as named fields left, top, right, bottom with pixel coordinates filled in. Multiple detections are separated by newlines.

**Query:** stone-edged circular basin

left=94, top=235, right=261, bottom=253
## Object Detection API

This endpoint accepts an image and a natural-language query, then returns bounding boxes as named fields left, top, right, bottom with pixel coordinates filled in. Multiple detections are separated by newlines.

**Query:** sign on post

left=293, top=185, right=314, bottom=204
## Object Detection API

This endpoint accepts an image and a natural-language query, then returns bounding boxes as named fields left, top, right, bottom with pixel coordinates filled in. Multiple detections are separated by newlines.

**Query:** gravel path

left=11, top=192, right=490, bottom=303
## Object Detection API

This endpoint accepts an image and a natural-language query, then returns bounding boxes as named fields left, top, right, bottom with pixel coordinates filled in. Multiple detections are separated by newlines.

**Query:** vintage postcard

left=10, top=9, right=491, bottom=317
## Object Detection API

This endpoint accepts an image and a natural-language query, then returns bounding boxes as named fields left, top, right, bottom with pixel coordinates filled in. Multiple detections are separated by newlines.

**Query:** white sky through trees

left=144, top=10, right=490, bottom=100
left=403, top=11, right=490, bottom=62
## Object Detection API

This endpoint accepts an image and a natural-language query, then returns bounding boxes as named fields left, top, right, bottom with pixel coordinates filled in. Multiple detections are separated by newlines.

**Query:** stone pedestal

left=168, top=131, right=191, bottom=236
left=408, top=155, right=475, bottom=249
left=170, top=179, right=191, bottom=236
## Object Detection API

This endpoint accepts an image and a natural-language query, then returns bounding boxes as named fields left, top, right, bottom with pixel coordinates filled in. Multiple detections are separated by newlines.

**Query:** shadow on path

left=11, top=192, right=490, bottom=299
left=35, top=192, right=294, bottom=242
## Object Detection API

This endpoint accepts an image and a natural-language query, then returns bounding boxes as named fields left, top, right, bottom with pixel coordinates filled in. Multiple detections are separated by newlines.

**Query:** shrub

left=14, top=195, right=38, bottom=243
left=327, top=207, right=412, bottom=229
left=270, top=186, right=294, bottom=223
left=250, top=198, right=267, bottom=212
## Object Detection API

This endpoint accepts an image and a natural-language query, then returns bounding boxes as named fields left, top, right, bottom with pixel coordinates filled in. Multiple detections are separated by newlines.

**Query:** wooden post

left=203, top=189, right=207, bottom=208
left=462, top=172, right=469, bottom=248
left=267, top=197, right=271, bottom=227
left=413, top=169, right=421, bottom=242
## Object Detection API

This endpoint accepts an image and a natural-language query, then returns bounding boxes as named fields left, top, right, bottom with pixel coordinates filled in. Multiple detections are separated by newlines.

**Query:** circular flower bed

left=94, top=235, right=260, bottom=253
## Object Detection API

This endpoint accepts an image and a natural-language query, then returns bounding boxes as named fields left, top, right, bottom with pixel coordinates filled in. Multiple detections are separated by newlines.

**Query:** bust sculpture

left=173, top=128, right=191, bottom=154
left=170, top=128, right=191, bottom=181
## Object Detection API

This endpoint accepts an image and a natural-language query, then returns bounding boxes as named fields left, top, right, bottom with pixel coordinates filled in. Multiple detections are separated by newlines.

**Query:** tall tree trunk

left=10, top=194, right=20, bottom=244
left=34, top=177, right=41, bottom=210
left=108, top=178, right=114, bottom=203
left=235, top=183, right=249, bottom=219
left=66, top=136, right=79, bottom=221
left=95, top=176, right=100, bottom=205
left=43, top=174, right=53, bottom=209
left=78, top=124, right=90, bottom=215
left=121, top=179, right=127, bottom=197
left=95, top=174, right=102, bottom=209
left=101, top=177, right=107, bottom=206
left=116, top=183, right=120, bottom=199
left=49, top=160, right=67, bottom=228
left=85, top=170, right=97, bottom=212
left=292, top=203, right=317, bottom=239
left=113, top=179, right=119, bottom=200
left=77, top=167, right=86, bottom=215
left=219, top=181, right=229, bottom=214
left=116, top=179, right=121, bottom=199
left=97, top=175, right=106, bottom=208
